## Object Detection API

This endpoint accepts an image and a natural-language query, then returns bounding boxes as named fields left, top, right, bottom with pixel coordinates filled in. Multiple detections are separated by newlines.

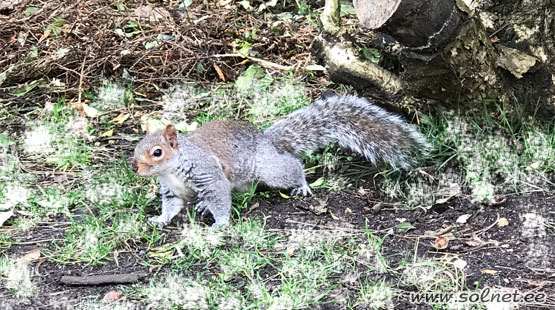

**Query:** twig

left=60, top=272, right=149, bottom=285
left=212, top=53, right=293, bottom=71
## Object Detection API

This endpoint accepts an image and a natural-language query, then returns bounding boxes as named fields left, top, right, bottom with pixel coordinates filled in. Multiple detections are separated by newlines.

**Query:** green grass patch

left=381, top=101, right=555, bottom=208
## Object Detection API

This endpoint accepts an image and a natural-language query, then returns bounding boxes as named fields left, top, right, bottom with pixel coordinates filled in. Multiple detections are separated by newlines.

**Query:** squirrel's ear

left=163, top=124, right=178, bottom=148
left=145, top=122, right=151, bottom=134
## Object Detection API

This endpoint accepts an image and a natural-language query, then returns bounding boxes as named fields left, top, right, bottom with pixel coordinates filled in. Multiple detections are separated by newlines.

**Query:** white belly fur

left=159, top=174, right=196, bottom=199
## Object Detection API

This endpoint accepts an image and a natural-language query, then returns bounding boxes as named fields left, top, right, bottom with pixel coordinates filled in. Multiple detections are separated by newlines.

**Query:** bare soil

left=2, top=187, right=554, bottom=309
left=1, top=1, right=554, bottom=309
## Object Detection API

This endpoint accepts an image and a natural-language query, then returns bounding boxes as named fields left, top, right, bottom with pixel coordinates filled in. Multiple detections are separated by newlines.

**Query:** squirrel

left=132, top=94, right=430, bottom=228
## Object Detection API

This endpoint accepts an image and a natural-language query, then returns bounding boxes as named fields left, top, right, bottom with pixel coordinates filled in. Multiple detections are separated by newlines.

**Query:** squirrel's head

left=132, top=124, right=179, bottom=177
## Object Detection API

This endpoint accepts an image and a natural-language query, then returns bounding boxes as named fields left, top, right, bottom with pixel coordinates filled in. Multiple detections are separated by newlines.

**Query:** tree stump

left=316, top=0, right=555, bottom=114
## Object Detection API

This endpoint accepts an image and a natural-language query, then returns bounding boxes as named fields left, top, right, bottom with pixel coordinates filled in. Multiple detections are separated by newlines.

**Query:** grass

left=0, top=255, right=35, bottom=298
left=380, top=100, right=555, bottom=209
left=0, top=69, right=553, bottom=309
left=6, top=1, right=554, bottom=308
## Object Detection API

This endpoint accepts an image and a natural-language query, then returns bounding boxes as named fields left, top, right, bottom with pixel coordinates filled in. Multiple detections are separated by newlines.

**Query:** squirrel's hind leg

left=256, top=153, right=311, bottom=197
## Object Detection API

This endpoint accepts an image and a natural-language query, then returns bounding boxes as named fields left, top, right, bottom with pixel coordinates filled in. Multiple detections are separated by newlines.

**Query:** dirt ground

left=2, top=186, right=554, bottom=309
left=1, top=1, right=554, bottom=309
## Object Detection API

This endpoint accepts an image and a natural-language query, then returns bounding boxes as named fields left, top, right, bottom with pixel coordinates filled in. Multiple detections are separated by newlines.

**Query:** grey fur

left=265, top=94, right=431, bottom=169
left=132, top=95, right=430, bottom=227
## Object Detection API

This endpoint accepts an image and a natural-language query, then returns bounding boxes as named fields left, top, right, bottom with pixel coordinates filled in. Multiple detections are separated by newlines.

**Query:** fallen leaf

left=525, top=161, right=540, bottom=171
left=396, top=221, right=415, bottom=233
left=309, top=177, right=325, bottom=188
left=17, top=249, right=41, bottom=265
left=435, top=197, right=450, bottom=204
left=482, top=269, right=498, bottom=275
left=38, top=29, right=51, bottom=44
left=100, top=129, right=114, bottom=137
left=24, top=6, right=39, bottom=16
left=217, top=0, right=233, bottom=6
left=434, top=237, right=449, bottom=250
left=247, top=202, right=259, bottom=212
left=453, top=259, right=467, bottom=270
left=142, top=119, right=165, bottom=133
left=132, top=6, right=171, bottom=22
left=273, top=243, right=286, bottom=251
left=465, top=239, right=484, bottom=247
left=310, top=198, right=328, bottom=215
left=448, top=183, right=462, bottom=196
left=372, top=202, right=383, bottom=213
left=287, top=247, right=295, bottom=257
left=112, top=113, right=130, bottom=124
left=174, top=121, right=198, bottom=133
left=497, top=218, right=509, bottom=227
left=102, top=290, right=123, bottom=303
left=149, top=265, right=160, bottom=273
left=279, top=192, right=290, bottom=199
left=490, top=194, right=506, bottom=206
left=82, top=104, right=99, bottom=118
left=456, top=214, right=471, bottom=224
left=213, top=64, right=225, bottom=81
left=305, top=64, right=326, bottom=71
left=527, top=280, right=548, bottom=286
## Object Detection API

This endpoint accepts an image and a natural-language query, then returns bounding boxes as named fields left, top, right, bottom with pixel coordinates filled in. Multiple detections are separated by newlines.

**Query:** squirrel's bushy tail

left=264, top=95, right=431, bottom=169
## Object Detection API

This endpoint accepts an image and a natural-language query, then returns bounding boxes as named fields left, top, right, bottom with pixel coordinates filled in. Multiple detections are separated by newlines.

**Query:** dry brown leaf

left=434, top=237, right=449, bottom=250
left=112, top=113, right=130, bottom=124
left=38, top=30, right=51, bottom=44
left=490, top=194, right=506, bottom=206
left=248, top=202, right=259, bottom=212
left=132, top=6, right=171, bottom=23
left=213, top=64, right=225, bottom=81
left=17, top=249, right=41, bottom=265
left=102, top=290, right=123, bottom=303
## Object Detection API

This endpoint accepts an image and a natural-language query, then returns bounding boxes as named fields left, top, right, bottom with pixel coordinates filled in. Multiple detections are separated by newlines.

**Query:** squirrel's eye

left=153, top=148, right=163, bottom=157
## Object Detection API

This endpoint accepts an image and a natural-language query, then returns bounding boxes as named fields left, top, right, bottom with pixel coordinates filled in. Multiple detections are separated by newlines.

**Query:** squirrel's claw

left=148, top=216, right=168, bottom=228
left=195, top=204, right=208, bottom=213
left=290, top=185, right=312, bottom=197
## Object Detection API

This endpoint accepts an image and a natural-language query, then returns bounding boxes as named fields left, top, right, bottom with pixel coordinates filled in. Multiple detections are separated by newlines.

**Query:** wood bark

left=462, top=0, right=555, bottom=113
left=316, top=0, right=555, bottom=114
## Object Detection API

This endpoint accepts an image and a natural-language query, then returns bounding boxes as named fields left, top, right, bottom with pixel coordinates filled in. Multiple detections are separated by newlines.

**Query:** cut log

left=354, top=0, right=464, bottom=51
left=318, top=0, right=554, bottom=114
left=318, top=0, right=502, bottom=102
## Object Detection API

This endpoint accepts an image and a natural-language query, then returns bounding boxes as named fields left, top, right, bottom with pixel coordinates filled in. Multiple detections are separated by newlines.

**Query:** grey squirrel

left=132, top=94, right=430, bottom=227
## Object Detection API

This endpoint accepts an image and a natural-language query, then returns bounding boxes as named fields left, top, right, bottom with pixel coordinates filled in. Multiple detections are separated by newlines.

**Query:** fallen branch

left=212, top=53, right=293, bottom=71
left=60, top=272, right=148, bottom=286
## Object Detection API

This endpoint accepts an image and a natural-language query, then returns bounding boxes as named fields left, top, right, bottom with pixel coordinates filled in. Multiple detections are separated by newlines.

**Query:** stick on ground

left=60, top=272, right=148, bottom=285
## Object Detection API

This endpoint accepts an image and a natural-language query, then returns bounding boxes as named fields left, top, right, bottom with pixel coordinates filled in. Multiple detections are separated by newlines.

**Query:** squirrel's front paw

left=195, top=204, right=210, bottom=215
left=291, top=185, right=312, bottom=197
left=148, top=216, right=168, bottom=228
